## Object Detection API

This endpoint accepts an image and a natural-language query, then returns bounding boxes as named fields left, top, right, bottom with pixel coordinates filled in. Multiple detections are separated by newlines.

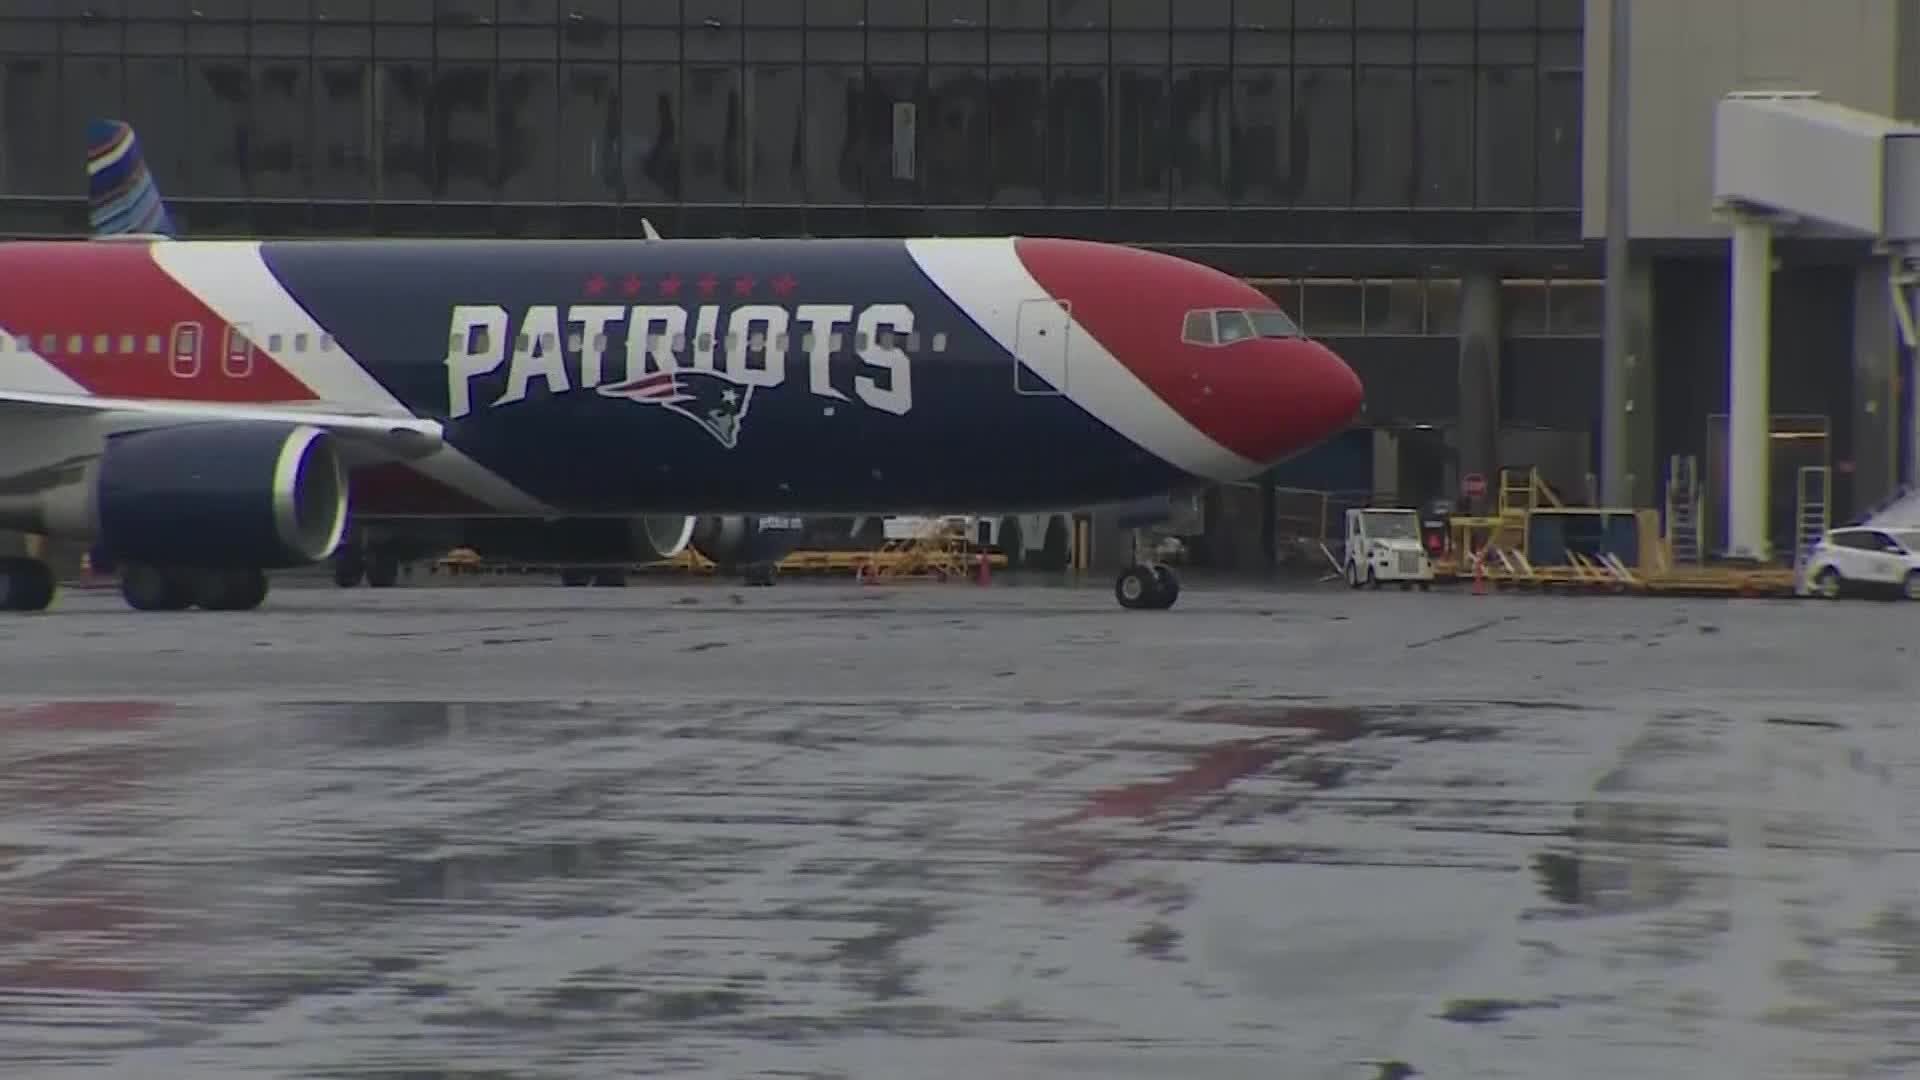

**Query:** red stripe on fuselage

left=0, top=241, right=316, bottom=402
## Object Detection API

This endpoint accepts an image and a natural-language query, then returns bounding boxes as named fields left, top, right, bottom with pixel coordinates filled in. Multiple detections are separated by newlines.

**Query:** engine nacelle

left=18, top=421, right=350, bottom=569
left=462, top=515, right=694, bottom=564
left=690, top=515, right=808, bottom=570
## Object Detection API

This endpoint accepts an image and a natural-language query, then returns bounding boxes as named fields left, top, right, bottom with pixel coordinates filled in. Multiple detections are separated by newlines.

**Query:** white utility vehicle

left=1800, top=525, right=1920, bottom=599
left=1344, top=507, right=1434, bottom=590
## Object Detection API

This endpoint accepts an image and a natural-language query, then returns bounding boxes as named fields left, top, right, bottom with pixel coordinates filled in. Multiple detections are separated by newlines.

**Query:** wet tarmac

left=2, top=580, right=1918, bottom=1079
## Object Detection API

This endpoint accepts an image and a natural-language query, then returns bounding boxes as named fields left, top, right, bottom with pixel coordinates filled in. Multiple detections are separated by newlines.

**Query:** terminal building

left=0, top=0, right=1597, bottom=555
left=1586, top=0, right=1920, bottom=560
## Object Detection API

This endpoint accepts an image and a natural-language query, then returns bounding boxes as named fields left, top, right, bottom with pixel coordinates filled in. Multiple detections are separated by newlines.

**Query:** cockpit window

left=1249, top=309, right=1302, bottom=338
left=1214, top=310, right=1255, bottom=344
left=1183, top=307, right=1307, bottom=347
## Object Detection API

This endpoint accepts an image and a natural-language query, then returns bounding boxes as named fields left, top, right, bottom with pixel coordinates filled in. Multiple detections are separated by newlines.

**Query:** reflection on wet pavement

left=1, top=589, right=1918, bottom=1078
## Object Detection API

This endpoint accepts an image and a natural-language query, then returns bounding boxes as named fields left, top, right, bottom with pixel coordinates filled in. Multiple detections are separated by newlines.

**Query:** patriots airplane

left=0, top=120, right=1363, bottom=614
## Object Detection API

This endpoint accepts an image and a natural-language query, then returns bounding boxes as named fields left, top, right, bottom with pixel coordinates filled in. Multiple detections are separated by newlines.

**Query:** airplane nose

left=1309, top=341, right=1366, bottom=435
left=1229, top=340, right=1366, bottom=467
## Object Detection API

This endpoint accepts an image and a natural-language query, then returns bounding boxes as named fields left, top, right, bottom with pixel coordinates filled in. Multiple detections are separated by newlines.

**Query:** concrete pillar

left=1727, top=216, right=1773, bottom=561
left=1456, top=272, right=1502, bottom=515
left=1852, top=261, right=1899, bottom=516
left=1617, top=256, right=1658, bottom=507
left=1372, top=429, right=1399, bottom=503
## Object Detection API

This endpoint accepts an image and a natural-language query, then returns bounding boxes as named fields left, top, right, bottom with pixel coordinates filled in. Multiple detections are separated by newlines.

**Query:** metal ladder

left=1793, top=465, right=1831, bottom=573
left=1666, top=455, right=1702, bottom=565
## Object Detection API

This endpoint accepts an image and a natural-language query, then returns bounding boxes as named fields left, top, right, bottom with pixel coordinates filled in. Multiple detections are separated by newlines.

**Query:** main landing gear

left=333, top=543, right=402, bottom=588
left=120, top=565, right=269, bottom=612
left=0, top=557, right=56, bottom=612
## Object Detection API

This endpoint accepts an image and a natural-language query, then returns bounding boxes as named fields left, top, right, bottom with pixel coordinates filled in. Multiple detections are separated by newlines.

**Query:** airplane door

left=1014, top=298, right=1071, bottom=396
left=169, top=321, right=201, bottom=378
left=223, top=322, right=254, bottom=378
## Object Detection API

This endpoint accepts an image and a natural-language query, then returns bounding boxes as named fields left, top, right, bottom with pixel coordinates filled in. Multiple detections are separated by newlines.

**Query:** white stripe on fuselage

left=149, top=241, right=556, bottom=516
left=902, top=237, right=1258, bottom=483
left=0, top=327, right=89, bottom=395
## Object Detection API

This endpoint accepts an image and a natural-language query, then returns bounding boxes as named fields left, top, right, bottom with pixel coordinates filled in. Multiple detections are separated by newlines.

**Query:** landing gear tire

left=0, top=557, right=56, bottom=612
left=1148, top=563, right=1180, bottom=608
left=1115, top=563, right=1179, bottom=610
left=592, top=569, right=629, bottom=587
left=333, top=547, right=366, bottom=588
left=560, top=567, right=594, bottom=587
left=365, top=552, right=401, bottom=589
left=192, top=568, right=269, bottom=612
left=742, top=562, right=778, bottom=586
left=120, top=565, right=191, bottom=612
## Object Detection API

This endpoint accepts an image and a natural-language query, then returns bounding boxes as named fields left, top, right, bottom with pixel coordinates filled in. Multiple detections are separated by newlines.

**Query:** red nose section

left=1012, top=238, right=1366, bottom=469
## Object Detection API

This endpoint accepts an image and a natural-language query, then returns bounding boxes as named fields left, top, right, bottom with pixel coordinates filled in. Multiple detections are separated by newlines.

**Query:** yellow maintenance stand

left=1436, top=465, right=1804, bottom=596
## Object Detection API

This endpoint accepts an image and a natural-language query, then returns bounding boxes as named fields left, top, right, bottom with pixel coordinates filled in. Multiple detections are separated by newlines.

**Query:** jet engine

left=461, top=515, right=695, bottom=565
left=689, top=515, right=808, bottom=572
left=2, top=420, right=349, bottom=569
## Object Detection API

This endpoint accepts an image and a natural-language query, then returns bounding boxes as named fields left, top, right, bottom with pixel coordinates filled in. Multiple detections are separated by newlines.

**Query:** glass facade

left=0, top=0, right=1584, bottom=253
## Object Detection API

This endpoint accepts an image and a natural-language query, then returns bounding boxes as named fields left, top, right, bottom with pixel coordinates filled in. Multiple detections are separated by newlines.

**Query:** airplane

left=0, top=119, right=1365, bottom=615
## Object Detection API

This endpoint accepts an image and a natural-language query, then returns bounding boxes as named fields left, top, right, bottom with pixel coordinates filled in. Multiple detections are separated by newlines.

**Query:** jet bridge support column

left=1727, top=212, right=1774, bottom=561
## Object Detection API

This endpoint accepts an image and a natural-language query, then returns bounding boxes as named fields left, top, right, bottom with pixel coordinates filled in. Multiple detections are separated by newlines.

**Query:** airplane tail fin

left=85, top=118, right=176, bottom=239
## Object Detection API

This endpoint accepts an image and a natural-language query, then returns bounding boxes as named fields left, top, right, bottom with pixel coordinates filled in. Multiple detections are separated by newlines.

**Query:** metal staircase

left=1665, top=455, right=1702, bottom=565
left=1793, top=465, right=1831, bottom=572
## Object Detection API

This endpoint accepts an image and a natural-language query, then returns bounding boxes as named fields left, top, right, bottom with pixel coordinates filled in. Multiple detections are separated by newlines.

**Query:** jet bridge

left=1710, top=90, right=1920, bottom=560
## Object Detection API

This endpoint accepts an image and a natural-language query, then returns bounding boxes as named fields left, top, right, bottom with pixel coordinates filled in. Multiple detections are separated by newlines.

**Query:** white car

left=1802, top=526, right=1920, bottom=599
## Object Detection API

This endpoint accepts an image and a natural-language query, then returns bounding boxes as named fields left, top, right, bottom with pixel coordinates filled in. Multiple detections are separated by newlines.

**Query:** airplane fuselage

left=0, top=235, right=1364, bottom=522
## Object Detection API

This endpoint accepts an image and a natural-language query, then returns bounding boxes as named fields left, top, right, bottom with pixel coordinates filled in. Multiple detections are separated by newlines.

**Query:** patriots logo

left=596, top=368, right=755, bottom=448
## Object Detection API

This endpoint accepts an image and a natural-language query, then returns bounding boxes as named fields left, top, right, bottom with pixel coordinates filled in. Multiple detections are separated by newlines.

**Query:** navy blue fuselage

left=264, top=238, right=1195, bottom=515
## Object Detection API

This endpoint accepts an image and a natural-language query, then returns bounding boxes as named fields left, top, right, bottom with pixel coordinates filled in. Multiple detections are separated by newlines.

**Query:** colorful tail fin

left=85, top=118, right=175, bottom=238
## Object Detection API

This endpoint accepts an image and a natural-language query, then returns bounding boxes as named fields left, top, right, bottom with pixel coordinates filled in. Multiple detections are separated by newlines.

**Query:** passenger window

left=42, top=335, right=57, bottom=354
left=800, top=332, right=815, bottom=351
left=13, top=334, right=28, bottom=352
left=905, top=332, right=920, bottom=352
left=747, top=332, right=765, bottom=351
left=876, top=328, right=894, bottom=349
left=592, top=333, right=608, bottom=351
left=94, top=333, right=110, bottom=354
left=268, top=333, right=284, bottom=352
left=567, top=332, right=583, bottom=352
left=1214, top=310, right=1254, bottom=344
left=672, top=333, right=687, bottom=351
left=538, top=332, right=556, bottom=351
left=774, top=332, right=788, bottom=350
left=118, top=334, right=134, bottom=354
left=1182, top=310, right=1216, bottom=345
left=146, top=334, right=162, bottom=354
left=696, top=332, right=713, bottom=351
left=320, top=334, right=335, bottom=352
left=932, top=332, right=948, bottom=352
left=725, top=332, right=739, bottom=351
left=294, top=332, right=309, bottom=353
left=68, top=335, right=83, bottom=354
left=514, top=333, right=528, bottom=351
left=855, top=332, right=869, bottom=350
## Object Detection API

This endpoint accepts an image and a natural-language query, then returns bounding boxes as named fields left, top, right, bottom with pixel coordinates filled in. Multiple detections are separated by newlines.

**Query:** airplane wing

left=0, top=389, right=443, bottom=459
